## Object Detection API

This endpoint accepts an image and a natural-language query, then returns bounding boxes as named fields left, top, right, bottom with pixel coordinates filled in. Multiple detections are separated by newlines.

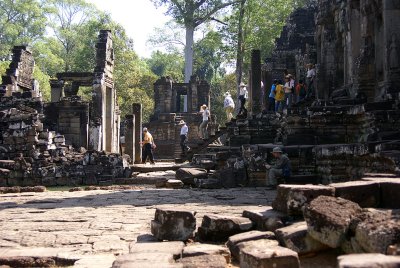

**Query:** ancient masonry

left=0, top=31, right=130, bottom=187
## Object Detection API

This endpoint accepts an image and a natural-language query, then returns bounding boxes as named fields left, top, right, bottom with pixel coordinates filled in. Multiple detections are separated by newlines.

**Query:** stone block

left=182, top=243, right=231, bottom=263
left=272, top=184, right=335, bottom=215
left=354, top=209, right=400, bottom=254
left=175, top=168, right=208, bottom=185
left=129, top=241, right=184, bottom=260
left=111, top=253, right=180, bottom=268
left=337, top=253, right=400, bottom=268
left=226, top=231, right=276, bottom=261
left=178, top=255, right=227, bottom=268
left=136, top=234, right=159, bottom=243
left=239, top=242, right=300, bottom=268
left=303, top=196, right=362, bottom=248
left=380, top=180, right=400, bottom=209
left=274, top=221, right=329, bottom=255
left=242, top=207, right=289, bottom=231
left=165, top=179, right=184, bottom=189
left=198, top=214, right=253, bottom=242
left=151, top=208, right=196, bottom=241
left=330, top=181, right=380, bottom=208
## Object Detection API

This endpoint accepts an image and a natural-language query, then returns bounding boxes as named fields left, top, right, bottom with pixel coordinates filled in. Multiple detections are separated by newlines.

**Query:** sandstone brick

left=242, top=207, right=288, bottom=231
left=151, top=208, right=196, bottom=241
left=111, top=253, right=180, bottom=268
left=182, top=243, right=231, bottom=263
left=330, top=180, right=380, bottom=208
left=198, top=214, right=253, bottom=242
left=274, top=221, right=329, bottom=255
left=303, top=196, right=362, bottom=248
left=178, top=255, right=227, bottom=268
left=337, top=253, right=400, bottom=268
left=129, top=241, right=184, bottom=260
left=272, top=184, right=335, bottom=215
left=239, top=243, right=299, bottom=268
left=226, top=231, right=276, bottom=260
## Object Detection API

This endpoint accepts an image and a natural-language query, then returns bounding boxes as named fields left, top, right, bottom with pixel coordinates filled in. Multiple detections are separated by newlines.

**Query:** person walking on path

left=199, top=104, right=210, bottom=140
left=141, top=127, right=155, bottom=164
left=306, top=63, right=316, bottom=98
left=274, top=80, right=285, bottom=112
left=223, top=92, right=235, bottom=122
left=179, top=120, right=190, bottom=154
left=265, top=147, right=291, bottom=189
left=238, top=82, right=248, bottom=115
left=268, top=80, right=277, bottom=111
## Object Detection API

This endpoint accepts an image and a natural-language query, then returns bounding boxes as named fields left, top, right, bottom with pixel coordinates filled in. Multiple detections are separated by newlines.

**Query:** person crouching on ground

left=265, top=147, right=291, bottom=189
left=199, top=104, right=210, bottom=140
left=223, top=92, right=235, bottom=122
left=179, top=120, right=190, bottom=155
left=141, top=127, right=155, bottom=165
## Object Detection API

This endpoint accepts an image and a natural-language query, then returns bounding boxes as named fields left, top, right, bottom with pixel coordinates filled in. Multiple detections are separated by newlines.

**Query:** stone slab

left=151, top=208, right=196, bottom=241
left=129, top=241, right=185, bottom=260
left=111, top=253, right=180, bottom=268
left=272, top=184, right=335, bottom=215
left=274, top=221, right=329, bottom=255
left=361, top=178, right=400, bottom=208
left=242, top=207, right=289, bottom=231
left=226, top=231, right=276, bottom=261
left=303, top=196, right=362, bottom=248
left=240, top=243, right=300, bottom=268
left=337, top=253, right=400, bottom=268
left=178, top=255, right=226, bottom=268
left=330, top=181, right=380, bottom=208
left=182, top=243, right=231, bottom=263
left=198, top=214, right=253, bottom=242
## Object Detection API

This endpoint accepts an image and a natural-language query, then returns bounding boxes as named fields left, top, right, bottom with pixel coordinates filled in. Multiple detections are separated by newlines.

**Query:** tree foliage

left=146, top=50, right=184, bottom=82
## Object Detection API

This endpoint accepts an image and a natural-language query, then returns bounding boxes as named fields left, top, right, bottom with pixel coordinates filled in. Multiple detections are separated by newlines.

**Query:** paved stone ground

left=0, top=187, right=276, bottom=266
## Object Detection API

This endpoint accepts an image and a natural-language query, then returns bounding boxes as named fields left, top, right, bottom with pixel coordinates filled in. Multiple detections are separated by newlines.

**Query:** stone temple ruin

left=0, top=30, right=130, bottom=187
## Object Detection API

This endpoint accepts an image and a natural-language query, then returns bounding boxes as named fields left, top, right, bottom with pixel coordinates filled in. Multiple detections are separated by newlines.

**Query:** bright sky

left=86, top=0, right=171, bottom=58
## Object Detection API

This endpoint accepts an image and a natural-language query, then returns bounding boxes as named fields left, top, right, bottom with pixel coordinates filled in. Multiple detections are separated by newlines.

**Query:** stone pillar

left=124, top=114, right=135, bottom=162
left=251, top=50, right=262, bottom=115
left=133, top=103, right=142, bottom=163
left=50, top=79, right=63, bottom=102
left=383, top=0, right=400, bottom=97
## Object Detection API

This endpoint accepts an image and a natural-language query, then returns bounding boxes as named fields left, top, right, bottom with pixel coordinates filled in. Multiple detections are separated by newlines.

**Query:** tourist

left=296, top=79, right=307, bottom=102
left=268, top=80, right=277, bottom=111
left=283, top=75, right=292, bottom=110
left=306, top=63, right=316, bottom=98
left=223, top=92, right=235, bottom=121
left=289, top=74, right=295, bottom=102
left=141, top=127, right=155, bottom=165
left=238, top=82, right=248, bottom=115
left=274, top=80, right=285, bottom=112
left=199, top=104, right=210, bottom=140
left=265, top=147, right=291, bottom=189
left=179, top=120, right=190, bottom=154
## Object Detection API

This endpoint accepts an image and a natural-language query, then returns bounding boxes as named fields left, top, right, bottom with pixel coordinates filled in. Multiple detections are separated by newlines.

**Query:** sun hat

left=201, top=104, right=207, bottom=108
left=272, top=147, right=283, bottom=153
left=224, top=92, right=231, bottom=96
left=178, top=120, right=186, bottom=125
left=239, top=82, right=246, bottom=87
left=143, top=127, right=148, bottom=132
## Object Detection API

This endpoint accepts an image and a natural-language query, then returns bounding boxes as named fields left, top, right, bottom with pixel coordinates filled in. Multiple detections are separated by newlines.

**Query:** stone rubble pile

left=0, top=105, right=130, bottom=187
left=112, top=178, right=400, bottom=267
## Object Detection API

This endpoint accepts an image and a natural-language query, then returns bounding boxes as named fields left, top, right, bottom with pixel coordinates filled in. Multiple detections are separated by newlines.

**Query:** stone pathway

left=0, top=187, right=275, bottom=266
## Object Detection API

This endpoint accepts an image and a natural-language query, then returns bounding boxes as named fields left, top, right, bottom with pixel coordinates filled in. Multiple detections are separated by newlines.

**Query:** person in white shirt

left=179, top=120, right=189, bottom=154
left=238, top=82, right=248, bottom=115
left=306, top=63, right=316, bottom=98
left=199, top=104, right=210, bottom=140
left=223, top=92, right=235, bottom=121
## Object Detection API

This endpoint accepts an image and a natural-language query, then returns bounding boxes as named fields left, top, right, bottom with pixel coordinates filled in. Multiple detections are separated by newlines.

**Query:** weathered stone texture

left=242, top=207, right=288, bottom=231
left=337, top=253, right=400, bottom=268
left=226, top=231, right=276, bottom=260
left=272, top=184, right=335, bottom=215
left=182, top=244, right=231, bottom=263
left=151, top=208, right=196, bottom=241
left=330, top=181, right=380, bottom=208
left=303, top=196, right=362, bottom=248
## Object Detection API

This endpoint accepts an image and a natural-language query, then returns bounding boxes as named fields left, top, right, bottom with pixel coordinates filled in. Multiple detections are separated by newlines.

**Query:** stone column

left=50, top=79, right=63, bottom=102
left=133, top=103, right=142, bottom=163
left=251, top=50, right=262, bottom=115
left=383, top=0, right=400, bottom=97
left=124, top=114, right=135, bottom=162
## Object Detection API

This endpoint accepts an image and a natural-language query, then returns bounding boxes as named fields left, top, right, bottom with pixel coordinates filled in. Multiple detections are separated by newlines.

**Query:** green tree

left=150, top=0, right=239, bottom=82
left=146, top=50, right=184, bottom=82
left=0, top=0, right=48, bottom=60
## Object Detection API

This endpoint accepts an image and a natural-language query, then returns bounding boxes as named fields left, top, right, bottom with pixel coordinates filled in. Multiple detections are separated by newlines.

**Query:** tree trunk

left=184, top=24, right=195, bottom=83
left=235, top=0, right=246, bottom=95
